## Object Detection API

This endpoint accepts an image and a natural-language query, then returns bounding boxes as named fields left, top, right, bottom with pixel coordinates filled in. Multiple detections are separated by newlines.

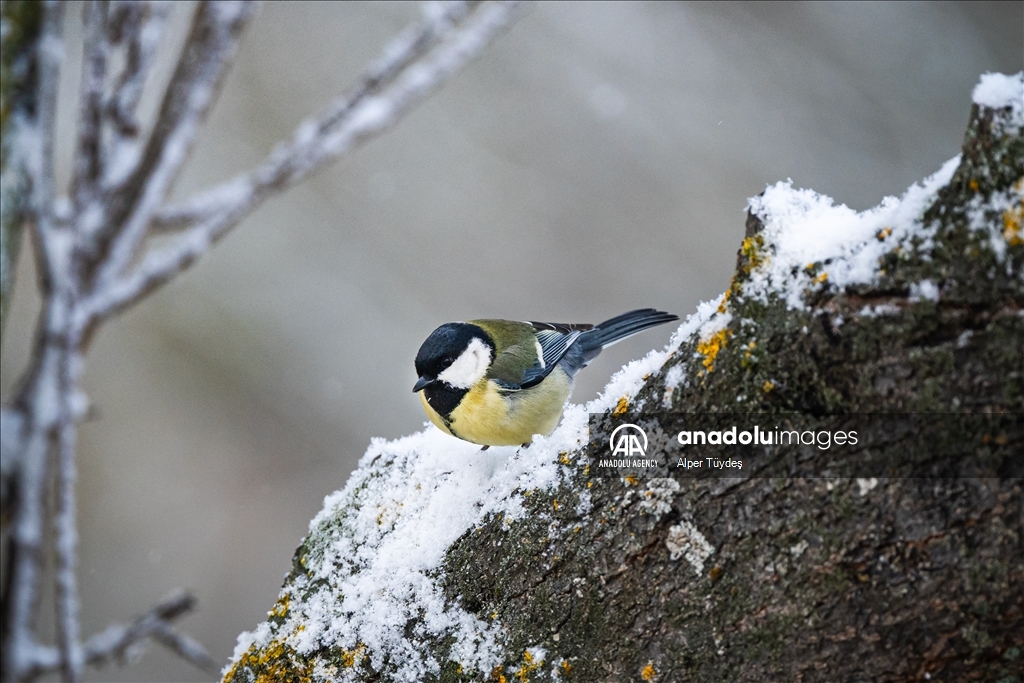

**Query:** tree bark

left=226, top=90, right=1022, bottom=682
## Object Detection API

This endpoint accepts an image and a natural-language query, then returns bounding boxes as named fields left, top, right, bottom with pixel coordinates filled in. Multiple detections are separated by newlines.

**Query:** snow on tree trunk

left=224, top=73, right=1023, bottom=683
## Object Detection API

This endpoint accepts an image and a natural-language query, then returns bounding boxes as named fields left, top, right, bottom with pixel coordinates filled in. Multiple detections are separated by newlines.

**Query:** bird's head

left=413, top=322, right=495, bottom=392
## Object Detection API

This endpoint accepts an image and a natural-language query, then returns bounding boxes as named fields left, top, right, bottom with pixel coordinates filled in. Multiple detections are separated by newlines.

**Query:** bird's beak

left=412, top=376, right=433, bottom=393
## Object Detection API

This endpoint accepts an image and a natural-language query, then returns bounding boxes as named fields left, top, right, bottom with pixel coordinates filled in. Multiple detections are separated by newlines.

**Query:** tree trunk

left=225, top=82, right=1022, bottom=683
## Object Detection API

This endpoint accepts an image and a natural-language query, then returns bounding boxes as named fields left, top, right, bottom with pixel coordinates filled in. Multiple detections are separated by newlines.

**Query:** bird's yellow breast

left=419, top=370, right=572, bottom=446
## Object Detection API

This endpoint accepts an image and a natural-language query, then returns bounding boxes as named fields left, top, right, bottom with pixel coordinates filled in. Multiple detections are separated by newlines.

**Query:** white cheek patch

left=438, top=337, right=492, bottom=389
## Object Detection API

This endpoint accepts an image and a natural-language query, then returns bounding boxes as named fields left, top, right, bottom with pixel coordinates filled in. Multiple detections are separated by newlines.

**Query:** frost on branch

left=0, top=2, right=528, bottom=682
left=226, top=74, right=1022, bottom=681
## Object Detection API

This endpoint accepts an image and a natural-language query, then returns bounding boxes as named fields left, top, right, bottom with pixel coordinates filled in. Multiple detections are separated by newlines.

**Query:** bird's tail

left=576, top=308, right=678, bottom=364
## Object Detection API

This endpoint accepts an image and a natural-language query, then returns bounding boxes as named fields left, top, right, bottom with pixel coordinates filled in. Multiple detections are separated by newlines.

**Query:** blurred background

left=1, top=1, right=1021, bottom=680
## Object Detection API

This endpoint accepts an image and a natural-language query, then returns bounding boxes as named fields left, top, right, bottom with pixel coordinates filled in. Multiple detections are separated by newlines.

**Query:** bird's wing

left=488, top=321, right=592, bottom=391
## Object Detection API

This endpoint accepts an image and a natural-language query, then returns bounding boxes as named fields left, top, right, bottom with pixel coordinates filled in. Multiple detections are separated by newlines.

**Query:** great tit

left=413, top=309, right=678, bottom=447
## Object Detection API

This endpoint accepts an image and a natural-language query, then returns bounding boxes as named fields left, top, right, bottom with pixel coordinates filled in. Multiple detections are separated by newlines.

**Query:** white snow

left=663, top=365, right=685, bottom=391
left=965, top=183, right=1024, bottom=262
left=909, top=279, right=940, bottom=303
left=229, top=406, right=595, bottom=678
left=228, top=302, right=712, bottom=680
left=972, top=72, right=1024, bottom=111
left=661, top=364, right=686, bottom=407
left=744, top=155, right=961, bottom=310
left=233, top=159, right=946, bottom=672
left=858, top=303, right=901, bottom=318
left=229, top=71, right=1019, bottom=681
left=742, top=75, right=1020, bottom=312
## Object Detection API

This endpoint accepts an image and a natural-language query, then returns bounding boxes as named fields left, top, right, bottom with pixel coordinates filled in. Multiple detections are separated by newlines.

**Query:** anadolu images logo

left=609, top=423, right=648, bottom=457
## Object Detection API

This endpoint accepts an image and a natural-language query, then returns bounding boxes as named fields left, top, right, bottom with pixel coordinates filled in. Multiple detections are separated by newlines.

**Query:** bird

left=413, top=308, right=678, bottom=447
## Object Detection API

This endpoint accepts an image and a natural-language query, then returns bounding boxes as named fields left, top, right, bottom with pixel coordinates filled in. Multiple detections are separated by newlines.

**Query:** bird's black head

left=413, top=322, right=494, bottom=394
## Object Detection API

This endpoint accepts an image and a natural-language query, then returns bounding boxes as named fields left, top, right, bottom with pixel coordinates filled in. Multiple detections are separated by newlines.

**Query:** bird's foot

left=480, top=445, right=490, bottom=451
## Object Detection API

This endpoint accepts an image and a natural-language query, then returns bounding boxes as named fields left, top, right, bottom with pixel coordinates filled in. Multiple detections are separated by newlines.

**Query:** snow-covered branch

left=104, top=2, right=173, bottom=142
left=70, top=1, right=107, bottom=210
left=86, top=0, right=257, bottom=282
left=0, top=2, right=528, bottom=681
left=20, top=591, right=218, bottom=680
left=54, top=414, right=84, bottom=683
left=87, top=0, right=527, bottom=322
left=29, top=1, right=63, bottom=260
left=152, top=0, right=493, bottom=231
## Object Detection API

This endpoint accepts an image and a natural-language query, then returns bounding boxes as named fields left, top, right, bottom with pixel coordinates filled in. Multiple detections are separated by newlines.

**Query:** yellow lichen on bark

left=696, top=329, right=732, bottom=373
left=613, top=396, right=629, bottom=415
left=514, top=650, right=543, bottom=681
left=739, top=233, right=765, bottom=272
left=223, top=639, right=312, bottom=683
left=1003, top=204, right=1023, bottom=246
left=269, top=593, right=290, bottom=619
left=717, top=289, right=731, bottom=314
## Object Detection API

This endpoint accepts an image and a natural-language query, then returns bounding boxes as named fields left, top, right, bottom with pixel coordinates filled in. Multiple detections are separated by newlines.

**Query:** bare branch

left=104, top=1, right=172, bottom=141
left=154, top=0, right=483, bottom=231
left=70, top=1, right=107, bottom=211
left=3, top=350, right=66, bottom=681
left=149, top=621, right=220, bottom=676
left=1, top=5, right=65, bottom=681
left=102, top=1, right=173, bottom=188
left=84, top=0, right=529, bottom=321
left=22, top=591, right=214, bottom=678
left=84, top=0, right=257, bottom=280
left=28, top=0, right=65, bottom=279
left=54, top=380, right=84, bottom=682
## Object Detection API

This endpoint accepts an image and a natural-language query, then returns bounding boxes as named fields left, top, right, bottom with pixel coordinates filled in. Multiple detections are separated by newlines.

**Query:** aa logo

left=609, top=424, right=648, bottom=457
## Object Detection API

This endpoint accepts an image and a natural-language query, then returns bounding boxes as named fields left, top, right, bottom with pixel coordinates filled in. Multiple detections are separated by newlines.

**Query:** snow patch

left=229, top=70, right=1020, bottom=682
left=972, top=72, right=1023, bottom=112
left=965, top=184, right=1024, bottom=262
left=909, top=279, right=940, bottom=303
left=348, top=96, right=395, bottom=134
left=229, top=305, right=695, bottom=679
left=744, top=155, right=960, bottom=310
left=594, top=296, right=723, bottom=412
left=661, top=364, right=686, bottom=407
left=858, top=303, right=901, bottom=318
